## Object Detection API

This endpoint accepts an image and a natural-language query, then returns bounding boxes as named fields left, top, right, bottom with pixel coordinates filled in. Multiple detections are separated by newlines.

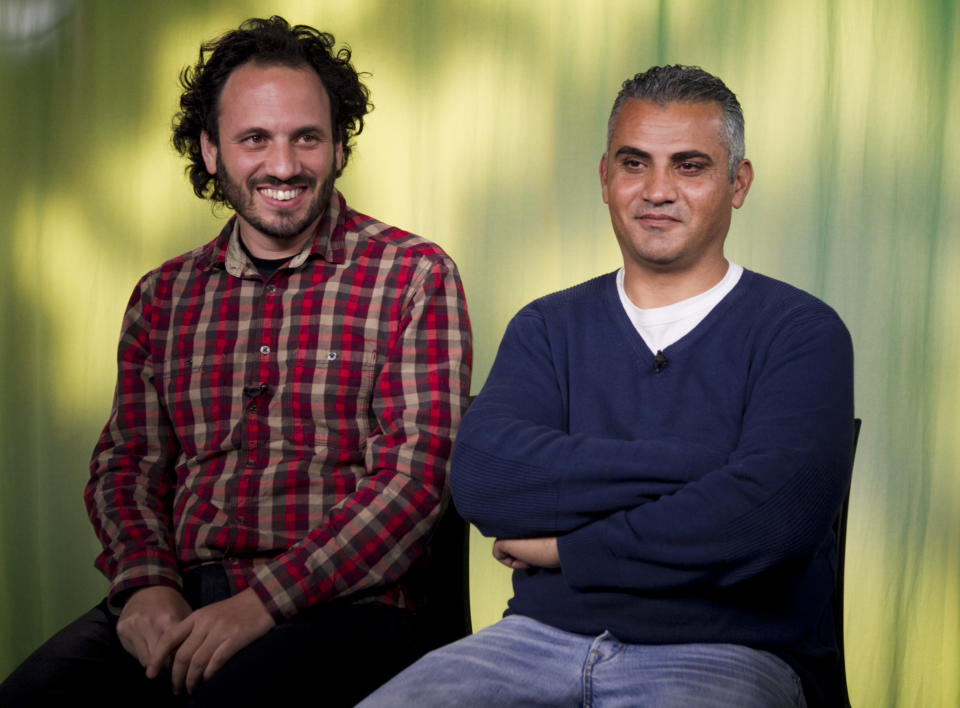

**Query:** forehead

left=610, top=99, right=726, bottom=155
left=217, top=61, right=332, bottom=129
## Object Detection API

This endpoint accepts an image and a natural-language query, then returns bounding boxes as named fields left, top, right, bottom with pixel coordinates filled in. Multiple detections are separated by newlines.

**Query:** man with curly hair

left=0, top=16, right=471, bottom=707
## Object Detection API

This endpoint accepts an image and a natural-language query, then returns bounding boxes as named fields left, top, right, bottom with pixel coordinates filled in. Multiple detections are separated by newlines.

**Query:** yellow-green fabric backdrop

left=2, top=1, right=958, bottom=704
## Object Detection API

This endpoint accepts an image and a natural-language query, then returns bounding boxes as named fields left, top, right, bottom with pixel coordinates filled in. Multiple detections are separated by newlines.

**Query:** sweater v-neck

left=601, top=269, right=755, bottom=362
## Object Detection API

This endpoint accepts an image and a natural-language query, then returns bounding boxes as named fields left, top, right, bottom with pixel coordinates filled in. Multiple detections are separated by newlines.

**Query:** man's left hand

left=493, top=537, right=560, bottom=569
left=146, top=587, right=276, bottom=695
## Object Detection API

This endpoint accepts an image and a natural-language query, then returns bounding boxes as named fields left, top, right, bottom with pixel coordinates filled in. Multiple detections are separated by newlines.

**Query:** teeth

left=260, top=187, right=303, bottom=201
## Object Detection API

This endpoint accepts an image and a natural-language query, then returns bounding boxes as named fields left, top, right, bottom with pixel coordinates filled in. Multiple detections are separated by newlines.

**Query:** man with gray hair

left=359, top=65, right=854, bottom=707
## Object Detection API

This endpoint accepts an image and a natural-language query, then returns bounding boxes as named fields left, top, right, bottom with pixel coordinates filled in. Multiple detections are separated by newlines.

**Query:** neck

left=237, top=218, right=320, bottom=260
left=622, top=258, right=729, bottom=309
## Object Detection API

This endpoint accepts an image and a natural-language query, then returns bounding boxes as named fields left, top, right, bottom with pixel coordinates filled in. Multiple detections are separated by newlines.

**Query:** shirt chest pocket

left=157, top=353, right=240, bottom=450
left=284, top=347, right=379, bottom=446
left=159, top=353, right=232, bottom=401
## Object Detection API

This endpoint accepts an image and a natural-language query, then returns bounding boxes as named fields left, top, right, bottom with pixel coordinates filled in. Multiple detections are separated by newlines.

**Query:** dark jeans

left=0, top=566, right=422, bottom=707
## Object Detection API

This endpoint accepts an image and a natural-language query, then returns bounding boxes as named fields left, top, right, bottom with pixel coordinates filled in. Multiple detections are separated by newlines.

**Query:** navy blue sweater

left=451, top=269, right=854, bottom=705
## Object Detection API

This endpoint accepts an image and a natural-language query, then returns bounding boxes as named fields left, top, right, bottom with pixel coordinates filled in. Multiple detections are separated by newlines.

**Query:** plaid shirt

left=85, top=190, right=472, bottom=622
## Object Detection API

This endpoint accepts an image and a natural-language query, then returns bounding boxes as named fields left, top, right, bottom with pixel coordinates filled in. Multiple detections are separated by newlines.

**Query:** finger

left=169, top=628, right=207, bottom=695
left=185, top=636, right=219, bottom=695
left=492, top=540, right=511, bottom=560
left=493, top=551, right=529, bottom=569
left=146, top=620, right=189, bottom=678
left=200, top=634, right=241, bottom=685
left=147, top=619, right=192, bottom=681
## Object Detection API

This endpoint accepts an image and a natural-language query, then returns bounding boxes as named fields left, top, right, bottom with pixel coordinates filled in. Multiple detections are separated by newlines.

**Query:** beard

left=216, top=152, right=336, bottom=241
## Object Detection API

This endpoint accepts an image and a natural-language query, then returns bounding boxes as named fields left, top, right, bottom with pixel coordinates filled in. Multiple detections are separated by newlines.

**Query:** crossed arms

left=452, top=294, right=854, bottom=592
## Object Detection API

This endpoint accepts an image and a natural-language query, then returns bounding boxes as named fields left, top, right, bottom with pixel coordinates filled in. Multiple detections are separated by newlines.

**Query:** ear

left=335, top=142, right=343, bottom=172
left=599, top=153, right=610, bottom=205
left=731, top=159, right=754, bottom=209
left=200, top=131, right=218, bottom=175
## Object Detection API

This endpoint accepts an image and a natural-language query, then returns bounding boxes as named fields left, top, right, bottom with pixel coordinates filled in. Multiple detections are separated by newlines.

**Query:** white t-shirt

left=616, top=262, right=744, bottom=354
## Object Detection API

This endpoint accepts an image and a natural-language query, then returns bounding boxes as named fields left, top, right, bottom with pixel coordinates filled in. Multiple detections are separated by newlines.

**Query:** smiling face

left=600, top=98, right=752, bottom=300
left=200, top=61, right=343, bottom=257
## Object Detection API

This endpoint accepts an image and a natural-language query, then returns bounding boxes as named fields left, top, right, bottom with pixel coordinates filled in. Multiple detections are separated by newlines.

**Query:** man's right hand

left=116, top=585, right=191, bottom=671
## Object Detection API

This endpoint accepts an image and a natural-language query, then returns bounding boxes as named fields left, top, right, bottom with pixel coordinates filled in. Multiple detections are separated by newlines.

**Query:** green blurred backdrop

left=1, top=0, right=958, bottom=704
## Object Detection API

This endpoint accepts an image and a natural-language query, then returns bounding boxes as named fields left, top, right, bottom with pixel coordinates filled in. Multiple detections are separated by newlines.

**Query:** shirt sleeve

left=451, top=309, right=732, bottom=539
left=85, top=275, right=183, bottom=613
left=559, top=308, right=854, bottom=592
left=247, top=254, right=472, bottom=620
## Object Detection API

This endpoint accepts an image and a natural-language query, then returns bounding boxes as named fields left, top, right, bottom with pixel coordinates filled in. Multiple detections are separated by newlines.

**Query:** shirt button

left=237, top=515, right=245, bottom=524
left=246, top=458, right=256, bottom=467
left=229, top=558, right=239, bottom=566
left=259, top=345, right=270, bottom=355
left=266, top=284, right=277, bottom=293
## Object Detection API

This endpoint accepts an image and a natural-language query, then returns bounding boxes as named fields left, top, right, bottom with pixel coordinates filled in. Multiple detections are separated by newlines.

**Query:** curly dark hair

left=172, top=16, right=371, bottom=204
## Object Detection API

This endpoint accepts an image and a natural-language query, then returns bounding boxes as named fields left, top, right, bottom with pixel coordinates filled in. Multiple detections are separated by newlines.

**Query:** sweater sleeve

left=559, top=306, right=854, bottom=591
left=450, top=308, right=731, bottom=539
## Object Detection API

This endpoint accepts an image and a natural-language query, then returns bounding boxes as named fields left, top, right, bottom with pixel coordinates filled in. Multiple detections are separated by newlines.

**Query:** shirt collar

left=197, top=189, right=348, bottom=275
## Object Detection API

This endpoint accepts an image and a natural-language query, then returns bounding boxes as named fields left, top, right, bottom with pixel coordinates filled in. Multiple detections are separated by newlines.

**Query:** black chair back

left=411, top=499, right=472, bottom=652
left=833, top=417, right=862, bottom=707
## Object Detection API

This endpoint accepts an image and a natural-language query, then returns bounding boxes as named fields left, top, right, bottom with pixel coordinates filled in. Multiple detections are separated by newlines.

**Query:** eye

left=242, top=134, right=265, bottom=145
left=677, top=162, right=705, bottom=174
left=621, top=158, right=644, bottom=171
left=297, top=133, right=320, bottom=145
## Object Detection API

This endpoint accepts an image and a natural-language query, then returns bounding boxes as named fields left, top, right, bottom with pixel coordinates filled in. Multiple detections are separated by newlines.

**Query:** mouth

left=637, top=212, right=680, bottom=227
left=258, top=186, right=306, bottom=202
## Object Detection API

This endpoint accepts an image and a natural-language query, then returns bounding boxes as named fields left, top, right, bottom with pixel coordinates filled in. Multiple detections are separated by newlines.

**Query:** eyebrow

left=671, top=150, right=714, bottom=164
left=293, top=125, right=329, bottom=137
left=614, top=146, right=651, bottom=160
left=613, top=146, right=714, bottom=164
left=230, top=124, right=330, bottom=140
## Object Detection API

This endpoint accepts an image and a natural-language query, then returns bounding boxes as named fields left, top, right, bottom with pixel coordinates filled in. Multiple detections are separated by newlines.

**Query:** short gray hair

left=607, top=65, right=745, bottom=180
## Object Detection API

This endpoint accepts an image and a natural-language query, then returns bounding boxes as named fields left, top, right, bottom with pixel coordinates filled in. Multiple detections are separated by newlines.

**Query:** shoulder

left=734, top=269, right=852, bottom=351
left=341, top=204, right=456, bottom=270
left=493, top=272, right=619, bottom=355
left=129, top=221, right=232, bottom=303
left=517, top=272, right=617, bottom=321
left=739, top=270, right=845, bottom=322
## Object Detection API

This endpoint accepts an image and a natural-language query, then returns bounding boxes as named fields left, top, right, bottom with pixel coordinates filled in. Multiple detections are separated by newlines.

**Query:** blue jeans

left=357, top=614, right=807, bottom=707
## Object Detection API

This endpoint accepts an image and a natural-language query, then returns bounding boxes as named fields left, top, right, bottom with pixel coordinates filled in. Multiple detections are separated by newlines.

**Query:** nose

left=263, top=141, right=299, bottom=181
left=641, top=166, right=677, bottom=205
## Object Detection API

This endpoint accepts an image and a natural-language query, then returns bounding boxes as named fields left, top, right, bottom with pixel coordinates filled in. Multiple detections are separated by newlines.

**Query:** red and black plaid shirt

left=85, top=191, right=472, bottom=622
